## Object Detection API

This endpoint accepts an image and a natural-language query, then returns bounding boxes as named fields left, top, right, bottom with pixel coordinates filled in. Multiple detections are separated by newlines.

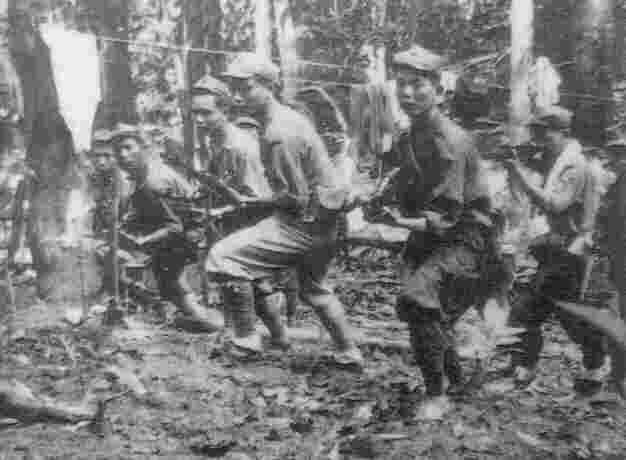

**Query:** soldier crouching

left=111, top=123, right=224, bottom=332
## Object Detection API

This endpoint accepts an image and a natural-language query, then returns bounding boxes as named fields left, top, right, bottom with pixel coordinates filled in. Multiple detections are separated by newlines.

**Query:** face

left=192, top=94, right=227, bottom=131
left=91, top=144, right=115, bottom=172
left=114, top=137, right=143, bottom=177
left=395, top=68, right=439, bottom=118
left=229, top=77, right=273, bottom=114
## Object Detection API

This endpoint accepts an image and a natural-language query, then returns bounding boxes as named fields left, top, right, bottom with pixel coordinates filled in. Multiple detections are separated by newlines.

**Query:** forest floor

left=1, top=248, right=626, bottom=460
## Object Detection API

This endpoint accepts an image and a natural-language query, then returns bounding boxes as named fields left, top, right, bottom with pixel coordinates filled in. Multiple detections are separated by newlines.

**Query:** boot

left=256, top=294, right=290, bottom=350
left=222, top=281, right=263, bottom=353
left=310, top=297, right=363, bottom=369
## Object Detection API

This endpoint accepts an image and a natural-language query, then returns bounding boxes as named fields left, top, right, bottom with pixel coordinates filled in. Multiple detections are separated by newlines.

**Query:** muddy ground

left=1, top=250, right=625, bottom=460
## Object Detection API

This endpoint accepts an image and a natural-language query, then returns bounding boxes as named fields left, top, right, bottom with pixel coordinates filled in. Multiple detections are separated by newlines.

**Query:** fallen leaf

left=354, top=402, right=375, bottom=423
left=189, top=436, right=236, bottom=457
left=64, top=307, right=84, bottom=326
left=372, top=433, right=409, bottom=441
left=105, top=364, right=147, bottom=397
left=515, top=430, right=547, bottom=450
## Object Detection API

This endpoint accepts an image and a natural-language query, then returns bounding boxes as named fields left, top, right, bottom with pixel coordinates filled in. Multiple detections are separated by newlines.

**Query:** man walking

left=204, top=53, right=362, bottom=366
left=379, top=45, right=505, bottom=419
left=504, top=105, right=608, bottom=390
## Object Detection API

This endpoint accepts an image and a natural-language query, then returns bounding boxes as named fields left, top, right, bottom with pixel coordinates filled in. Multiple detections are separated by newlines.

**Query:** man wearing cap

left=378, top=45, right=505, bottom=419
left=89, top=129, right=128, bottom=235
left=504, top=105, right=607, bottom=389
left=203, top=52, right=362, bottom=366
left=192, top=75, right=271, bottom=201
left=111, top=123, right=225, bottom=332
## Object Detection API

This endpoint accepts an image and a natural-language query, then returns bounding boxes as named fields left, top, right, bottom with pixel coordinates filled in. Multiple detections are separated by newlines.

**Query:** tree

left=83, top=0, right=137, bottom=130
left=509, top=0, right=533, bottom=146
left=7, top=1, right=101, bottom=302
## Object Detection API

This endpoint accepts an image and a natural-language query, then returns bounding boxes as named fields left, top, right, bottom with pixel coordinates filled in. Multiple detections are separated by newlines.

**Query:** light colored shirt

left=209, top=123, right=272, bottom=198
left=542, top=139, right=587, bottom=238
left=262, top=104, right=348, bottom=216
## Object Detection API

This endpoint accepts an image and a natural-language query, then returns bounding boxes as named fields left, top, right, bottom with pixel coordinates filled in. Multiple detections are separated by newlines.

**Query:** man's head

left=392, top=45, right=447, bottom=119
left=529, top=105, right=572, bottom=152
left=222, top=52, right=280, bottom=116
left=91, top=129, right=116, bottom=173
left=192, top=75, right=231, bottom=131
left=112, top=124, right=147, bottom=179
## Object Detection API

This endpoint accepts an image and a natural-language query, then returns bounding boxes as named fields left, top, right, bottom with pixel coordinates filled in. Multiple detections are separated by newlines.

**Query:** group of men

left=86, top=44, right=618, bottom=419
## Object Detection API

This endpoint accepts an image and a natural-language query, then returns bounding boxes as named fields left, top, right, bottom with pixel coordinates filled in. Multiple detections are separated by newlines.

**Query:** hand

left=382, top=206, right=403, bottom=222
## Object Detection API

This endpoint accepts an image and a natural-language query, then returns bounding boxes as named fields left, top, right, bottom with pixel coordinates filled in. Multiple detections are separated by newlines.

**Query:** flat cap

left=234, top=116, right=260, bottom=130
left=393, top=45, right=448, bottom=74
left=192, top=75, right=231, bottom=98
left=222, top=52, right=280, bottom=84
left=529, top=105, right=573, bottom=130
left=92, top=128, right=113, bottom=144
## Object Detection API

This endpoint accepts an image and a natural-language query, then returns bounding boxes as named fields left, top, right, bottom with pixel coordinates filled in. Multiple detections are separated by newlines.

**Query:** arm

left=124, top=190, right=184, bottom=248
left=508, top=160, right=583, bottom=213
left=393, top=216, right=428, bottom=232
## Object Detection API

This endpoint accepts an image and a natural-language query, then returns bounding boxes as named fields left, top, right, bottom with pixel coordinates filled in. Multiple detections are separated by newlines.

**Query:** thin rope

left=95, top=34, right=623, bottom=103
left=99, top=35, right=359, bottom=72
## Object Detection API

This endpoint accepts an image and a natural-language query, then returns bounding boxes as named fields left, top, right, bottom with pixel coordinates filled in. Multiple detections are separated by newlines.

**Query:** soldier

left=504, top=106, right=608, bottom=390
left=192, top=75, right=271, bottom=204
left=88, top=129, right=128, bottom=235
left=379, top=45, right=505, bottom=419
left=111, top=123, right=224, bottom=332
left=192, top=76, right=302, bottom=326
left=204, top=52, right=362, bottom=366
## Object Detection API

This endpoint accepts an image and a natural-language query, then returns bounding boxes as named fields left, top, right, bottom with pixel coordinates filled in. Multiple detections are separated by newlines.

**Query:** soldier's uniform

left=192, top=76, right=301, bottom=326
left=122, top=156, right=199, bottom=305
left=508, top=107, right=607, bottom=380
left=111, top=124, right=224, bottom=331
left=205, top=54, right=359, bottom=361
left=88, top=129, right=132, bottom=236
left=389, top=47, right=505, bottom=398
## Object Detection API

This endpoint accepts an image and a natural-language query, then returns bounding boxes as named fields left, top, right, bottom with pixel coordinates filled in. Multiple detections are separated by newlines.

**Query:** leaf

left=515, top=431, right=548, bottom=450
left=105, top=364, right=147, bottom=397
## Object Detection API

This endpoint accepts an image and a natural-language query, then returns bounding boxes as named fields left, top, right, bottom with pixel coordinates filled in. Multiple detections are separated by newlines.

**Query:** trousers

left=508, top=241, right=606, bottom=370
left=396, top=224, right=504, bottom=396
left=205, top=213, right=352, bottom=349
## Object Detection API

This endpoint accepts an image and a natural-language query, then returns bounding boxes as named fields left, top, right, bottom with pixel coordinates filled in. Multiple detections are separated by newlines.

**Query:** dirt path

left=1, top=253, right=625, bottom=460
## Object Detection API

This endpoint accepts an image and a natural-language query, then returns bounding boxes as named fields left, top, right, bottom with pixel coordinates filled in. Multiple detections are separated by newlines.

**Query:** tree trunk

left=84, top=0, right=137, bottom=130
left=509, top=0, right=533, bottom=146
left=256, top=0, right=272, bottom=59
left=615, top=0, right=625, bottom=81
left=8, top=2, right=101, bottom=302
left=407, top=0, right=435, bottom=45
left=276, top=0, right=298, bottom=100
left=568, top=0, right=614, bottom=146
